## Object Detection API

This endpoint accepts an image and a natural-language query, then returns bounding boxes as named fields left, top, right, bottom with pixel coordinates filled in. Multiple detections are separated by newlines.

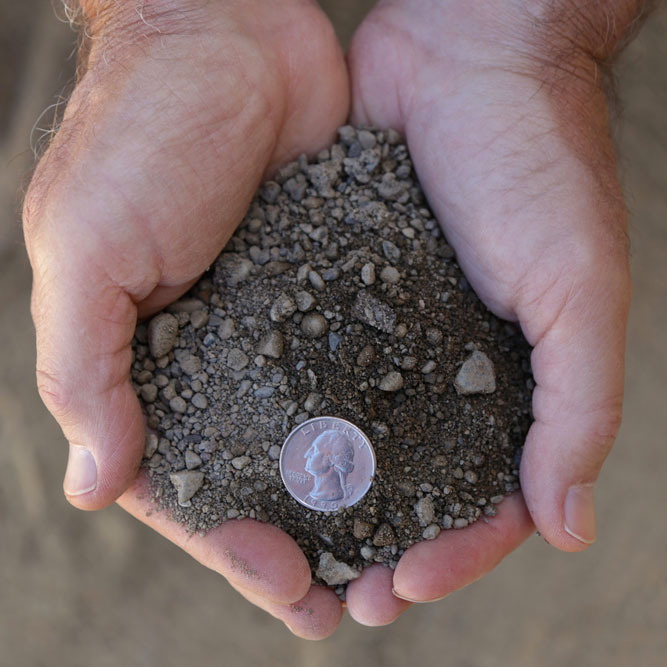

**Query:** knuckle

left=579, top=400, right=624, bottom=465
left=36, top=365, right=74, bottom=423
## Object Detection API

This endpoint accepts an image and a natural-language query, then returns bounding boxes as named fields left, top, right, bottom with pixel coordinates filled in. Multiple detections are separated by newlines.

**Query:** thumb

left=28, top=247, right=149, bottom=510
left=518, top=243, right=631, bottom=551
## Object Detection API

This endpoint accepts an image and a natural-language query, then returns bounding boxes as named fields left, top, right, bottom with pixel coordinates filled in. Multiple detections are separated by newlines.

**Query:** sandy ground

left=1, top=2, right=665, bottom=666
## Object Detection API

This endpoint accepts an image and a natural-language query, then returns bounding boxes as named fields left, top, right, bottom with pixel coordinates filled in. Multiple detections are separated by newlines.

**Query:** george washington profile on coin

left=304, top=430, right=355, bottom=501
left=279, top=416, right=375, bottom=511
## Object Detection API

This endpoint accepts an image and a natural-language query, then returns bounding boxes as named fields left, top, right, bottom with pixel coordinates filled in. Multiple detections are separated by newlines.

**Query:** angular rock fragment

left=217, top=253, right=253, bottom=286
left=351, top=290, right=396, bottom=334
left=378, top=371, right=404, bottom=392
left=454, top=350, right=496, bottom=395
left=373, top=523, right=397, bottom=547
left=169, top=470, right=204, bottom=505
left=316, top=552, right=361, bottom=586
left=257, top=331, right=284, bottom=359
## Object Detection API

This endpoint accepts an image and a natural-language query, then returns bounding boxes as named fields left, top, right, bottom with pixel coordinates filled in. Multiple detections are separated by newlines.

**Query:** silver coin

left=279, top=416, right=376, bottom=512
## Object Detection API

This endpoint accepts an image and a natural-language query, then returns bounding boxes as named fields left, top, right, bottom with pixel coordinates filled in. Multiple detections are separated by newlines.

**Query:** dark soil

left=130, top=126, right=533, bottom=589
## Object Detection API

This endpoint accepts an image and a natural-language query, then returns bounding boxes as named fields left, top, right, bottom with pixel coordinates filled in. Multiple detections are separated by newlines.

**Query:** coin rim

left=279, top=416, right=376, bottom=512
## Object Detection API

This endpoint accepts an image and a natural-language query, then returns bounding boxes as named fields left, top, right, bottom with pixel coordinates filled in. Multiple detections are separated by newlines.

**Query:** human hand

left=24, top=0, right=350, bottom=639
left=344, top=0, right=637, bottom=622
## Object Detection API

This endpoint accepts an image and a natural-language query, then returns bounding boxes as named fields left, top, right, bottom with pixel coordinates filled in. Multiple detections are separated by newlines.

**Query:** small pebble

left=464, top=470, right=478, bottom=484
left=352, top=290, right=396, bottom=334
left=301, top=313, right=328, bottom=337
left=328, top=332, right=342, bottom=352
left=360, top=546, right=377, bottom=561
left=257, top=331, right=284, bottom=359
left=147, top=313, right=178, bottom=358
left=414, top=496, right=435, bottom=527
left=316, top=552, right=361, bottom=586
left=308, top=270, right=325, bottom=291
left=360, top=262, right=376, bottom=286
left=218, top=318, right=235, bottom=340
left=169, top=470, right=204, bottom=505
left=373, top=523, right=397, bottom=547
left=169, top=396, right=187, bottom=413
left=144, top=433, right=159, bottom=459
left=192, top=393, right=208, bottom=409
left=190, top=310, right=209, bottom=329
left=401, top=356, right=417, bottom=371
left=270, top=293, right=297, bottom=322
left=295, top=290, right=317, bottom=312
left=232, top=456, right=251, bottom=470
left=227, top=348, right=249, bottom=372
left=423, top=524, right=441, bottom=540
left=140, top=384, right=158, bottom=403
left=421, top=360, right=437, bottom=374
left=356, top=345, right=376, bottom=367
left=353, top=519, right=374, bottom=540
left=381, top=240, right=401, bottom=262
left=380, top=266, right=400, bottom=284
left=179, top=354, right=201, bottom=376
left=454, top=350, right=496, bottom=395
left=303, top=392, right=322, bottom=413
left=379, top=371, right=404, bottom=392
left=357, top=129, right=377, bottom=150
left=185, top=450, right=202, bottom=469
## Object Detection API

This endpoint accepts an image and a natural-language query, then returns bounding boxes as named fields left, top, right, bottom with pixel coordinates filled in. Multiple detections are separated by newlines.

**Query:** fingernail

left=63, top=444, right=97, bottom=496
left=391, top=588, right=449, bottom=604
left=564, top=483, right=596, bottom=545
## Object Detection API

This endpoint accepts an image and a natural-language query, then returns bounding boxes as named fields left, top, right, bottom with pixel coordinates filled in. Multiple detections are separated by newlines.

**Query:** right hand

left=23, top=0, right=349, bottom=639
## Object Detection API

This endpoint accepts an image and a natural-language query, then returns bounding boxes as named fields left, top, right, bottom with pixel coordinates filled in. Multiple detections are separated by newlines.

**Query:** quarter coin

left=279, top=416, right=375, bottom=512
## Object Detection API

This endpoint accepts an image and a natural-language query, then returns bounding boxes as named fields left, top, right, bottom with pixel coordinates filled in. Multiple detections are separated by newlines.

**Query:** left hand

left=343, top=0, right=632, bottom=625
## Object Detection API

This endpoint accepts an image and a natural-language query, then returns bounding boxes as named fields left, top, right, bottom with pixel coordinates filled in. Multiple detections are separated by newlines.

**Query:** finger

left=518, top=252, right=630, bottom=550
left=117, top=471, right=312, bottom=605
left=346, top=564, right=412, bottom=627
left=391, top=493, right=534, bottom=602
left=236, top=583, right=344, bottom=640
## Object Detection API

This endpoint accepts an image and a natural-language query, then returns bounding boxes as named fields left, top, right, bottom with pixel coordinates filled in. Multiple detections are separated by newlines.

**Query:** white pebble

left=231, top=456, right=251, bottom=470
left=301, top=312, right=328, bottom=337
left=378, top=371, right=404, bottom=392
left=361, top=262, right=376, bottom=286
left=380, top=266, right=400, bottom=284
left=423, top=524, right=441, bottom=540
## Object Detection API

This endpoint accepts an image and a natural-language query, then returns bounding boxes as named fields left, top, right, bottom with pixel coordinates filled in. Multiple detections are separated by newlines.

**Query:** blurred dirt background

left=1, top=2, right=665, bottom=666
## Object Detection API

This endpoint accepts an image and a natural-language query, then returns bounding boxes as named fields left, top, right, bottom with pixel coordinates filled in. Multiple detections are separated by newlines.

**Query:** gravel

left=130, top=126, right=533, bottom=590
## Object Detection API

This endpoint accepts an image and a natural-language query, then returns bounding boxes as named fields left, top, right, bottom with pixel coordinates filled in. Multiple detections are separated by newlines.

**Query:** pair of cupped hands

left=24, top=0, right=632, bottom=639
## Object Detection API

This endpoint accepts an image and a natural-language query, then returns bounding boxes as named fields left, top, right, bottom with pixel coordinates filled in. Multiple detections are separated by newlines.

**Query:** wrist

left=371, top=0, right=654, bottom=109
left=533, top=0, right=655, bottom=61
